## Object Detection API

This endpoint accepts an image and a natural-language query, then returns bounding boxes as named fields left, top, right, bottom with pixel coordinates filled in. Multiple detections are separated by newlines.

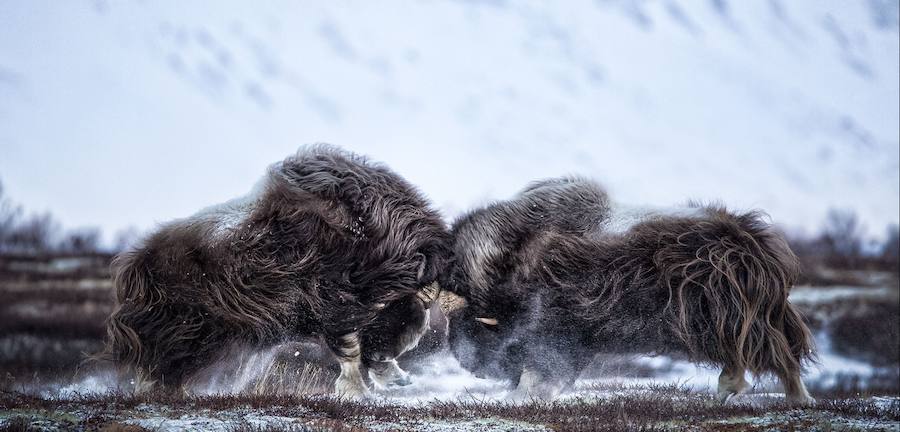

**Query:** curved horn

left=437, top=290, right=468, bottom=315
left=416, top=282, right=441, bottom=304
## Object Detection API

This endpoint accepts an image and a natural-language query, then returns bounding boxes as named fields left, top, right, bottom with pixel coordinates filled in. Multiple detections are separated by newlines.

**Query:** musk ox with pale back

left=442, top=177, right=815, bottom=404
left=100, top=145, right=450, bottom=397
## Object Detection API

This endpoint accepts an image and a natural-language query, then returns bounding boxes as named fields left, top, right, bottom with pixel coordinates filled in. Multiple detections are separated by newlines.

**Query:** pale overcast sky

left=1, top=1, right=897, bottom=244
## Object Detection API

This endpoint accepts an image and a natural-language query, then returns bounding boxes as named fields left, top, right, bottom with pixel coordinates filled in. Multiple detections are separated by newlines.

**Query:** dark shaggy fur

left=443, top=178, right=815, bottom=403
left=99, top=145, right=450, bottom=394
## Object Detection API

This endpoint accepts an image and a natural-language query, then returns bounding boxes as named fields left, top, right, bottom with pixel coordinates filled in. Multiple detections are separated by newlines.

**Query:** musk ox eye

left=474, top=317, right=499, bottom=326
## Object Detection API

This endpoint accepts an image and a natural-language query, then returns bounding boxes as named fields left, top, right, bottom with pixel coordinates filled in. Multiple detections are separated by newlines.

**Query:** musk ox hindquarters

left=443, top=178, right=815, bottom=404
left=100, top=145, right=450, bottom=397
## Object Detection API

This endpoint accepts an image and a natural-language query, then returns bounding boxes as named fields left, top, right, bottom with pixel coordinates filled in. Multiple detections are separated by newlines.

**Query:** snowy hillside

left=0, top=0, right=897, bottom=241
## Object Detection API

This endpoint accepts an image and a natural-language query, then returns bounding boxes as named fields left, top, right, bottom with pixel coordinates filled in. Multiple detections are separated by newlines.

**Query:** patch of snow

left=53, top=371, right=120, bottom=398
left=872, top=396, right=900, bottom=410
left=49, top=258, right=93, bottom=272
left=378, top=353, right=511, bottom=404
left=181, top=173, right=269, bottom=240
left=368, top=418, right=551, bottom=432
left=714, top=412, right=899, bottom=432
left=599, top=203, right=706, bottom=235
left=789, top=286, right=893, bottom=304
left=805, top=330, right=881, bottom=388
left=127, top=413, right=305, bottom=432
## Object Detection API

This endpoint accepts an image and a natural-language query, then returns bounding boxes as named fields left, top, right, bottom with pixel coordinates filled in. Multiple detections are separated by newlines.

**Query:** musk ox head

left=439, top=177, right=609, bottom=382
left=443, top=289, right=523, bottom=380
left=361, top=283, right=440, bottom=364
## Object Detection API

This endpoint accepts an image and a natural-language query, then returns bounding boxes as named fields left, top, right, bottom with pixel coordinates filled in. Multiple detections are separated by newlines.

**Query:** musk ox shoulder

left=442, top=177, right=815, bottom=405
left=100, top=145, right=450, bottom=397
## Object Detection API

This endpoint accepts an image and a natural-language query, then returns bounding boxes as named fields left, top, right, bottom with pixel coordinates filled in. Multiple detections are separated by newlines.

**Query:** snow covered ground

left=0, top=0, right=897, bottom=244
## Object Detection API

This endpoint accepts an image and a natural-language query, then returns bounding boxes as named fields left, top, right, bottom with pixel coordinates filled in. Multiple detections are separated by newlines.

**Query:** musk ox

left=100, top=145, right=450, bottom=397
left=442, top=177, right=815, bottom=404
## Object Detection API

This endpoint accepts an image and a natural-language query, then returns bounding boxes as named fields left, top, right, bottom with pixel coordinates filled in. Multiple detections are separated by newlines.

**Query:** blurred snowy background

left=0, top=0, right=898, bottom=246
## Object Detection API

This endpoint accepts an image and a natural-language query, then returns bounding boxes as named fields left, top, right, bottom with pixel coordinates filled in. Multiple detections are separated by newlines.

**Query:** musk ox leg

left=336, top=360, right=369, bottom=398
left=506, top=368, right=566, bottom=401
left=366, top=359, right=412, bottom=388
left=505, top=342, right=587, bottom=401
left=328, top=332, right=371, bottom=398
left=716, top=366, right=749, bottom=403
left=778, top=370, right=815, bottom=406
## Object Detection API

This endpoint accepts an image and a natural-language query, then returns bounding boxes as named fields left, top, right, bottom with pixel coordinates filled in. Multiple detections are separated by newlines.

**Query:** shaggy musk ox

left=100, top=145, right=450, bottom=397
left=442, top=177, right=815, bottom=404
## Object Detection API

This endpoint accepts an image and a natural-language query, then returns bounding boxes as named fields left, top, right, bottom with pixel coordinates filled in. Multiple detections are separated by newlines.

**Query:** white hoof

left=334, top=376, right=371, bottom=399
left=368, top=360, right=413, bottom=388
left=717, top=391, right=736, bottom=404
left=506, top=369, right=562, bottom=402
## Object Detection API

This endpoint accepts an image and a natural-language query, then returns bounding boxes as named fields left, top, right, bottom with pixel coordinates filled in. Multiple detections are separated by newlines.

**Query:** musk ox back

left=100, top=145, right=450, bottom=396
left=443, top=178, right=815, bottom=404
